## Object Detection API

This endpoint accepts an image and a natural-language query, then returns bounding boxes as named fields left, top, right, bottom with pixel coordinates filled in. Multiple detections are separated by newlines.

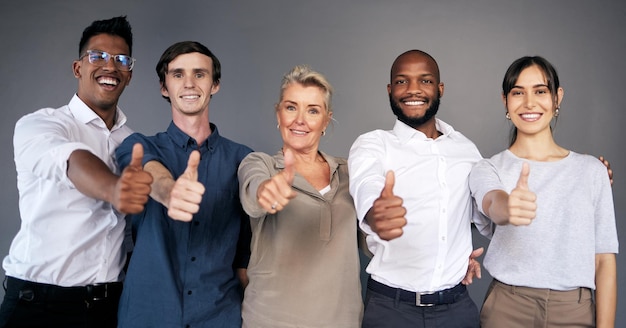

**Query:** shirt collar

left=68, top=94, right=128, bottom=130
left=393, top=118, right=456, bottom=143
left=166, top=121, right=220, bottom=153
left=273, top=149, right=339, bottom=174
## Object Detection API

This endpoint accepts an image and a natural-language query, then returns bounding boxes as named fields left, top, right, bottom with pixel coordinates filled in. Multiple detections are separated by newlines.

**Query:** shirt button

left=187, top=290, right=192, bottom=295
left=193, top=221, right=200, bottom=226
left=191, top=257, right=196, bottom=262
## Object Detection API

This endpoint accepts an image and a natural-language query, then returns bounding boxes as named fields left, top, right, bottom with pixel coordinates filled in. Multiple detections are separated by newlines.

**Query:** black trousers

left=361, top=281, right=480, bottom=328
left=0, top=276, right=122, bottom=328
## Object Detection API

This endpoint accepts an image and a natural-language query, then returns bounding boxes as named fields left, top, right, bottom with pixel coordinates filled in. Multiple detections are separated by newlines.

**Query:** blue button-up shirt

left=115, top=122, right=252, bottom=328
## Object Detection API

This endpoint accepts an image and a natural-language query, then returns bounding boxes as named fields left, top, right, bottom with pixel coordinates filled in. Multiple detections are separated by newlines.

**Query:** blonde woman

left=238, top=65, right=363, bottom=327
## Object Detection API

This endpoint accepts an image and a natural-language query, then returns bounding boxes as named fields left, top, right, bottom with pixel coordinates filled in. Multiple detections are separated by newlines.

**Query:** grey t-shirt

left=470, top=150, right=618, bottom=290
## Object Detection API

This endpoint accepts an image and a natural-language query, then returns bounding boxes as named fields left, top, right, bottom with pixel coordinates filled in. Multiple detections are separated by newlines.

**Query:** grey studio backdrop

left=1, top=0, right=624, bottom=325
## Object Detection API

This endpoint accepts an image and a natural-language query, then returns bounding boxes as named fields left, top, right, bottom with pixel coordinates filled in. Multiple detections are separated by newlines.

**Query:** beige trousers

left=480, top=279, right=594, bottom=328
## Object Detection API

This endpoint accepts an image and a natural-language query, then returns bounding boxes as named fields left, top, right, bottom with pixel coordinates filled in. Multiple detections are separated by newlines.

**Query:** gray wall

left=1, top=0, right=624, bottom=324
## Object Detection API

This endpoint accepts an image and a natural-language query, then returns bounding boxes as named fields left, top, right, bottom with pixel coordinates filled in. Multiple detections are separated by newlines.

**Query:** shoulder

left=320, top=150, right=346, bottom=164
left=569, top=151, right=606, bottom=174
left=14, top=107, right=79, bottom=141
left=16, top=107, right=71, bottom=127
left=119, top=132, right=154, bottom=148
left=486, top=150, right=510, bottom=164
left=239, top=152, right=278, bottom=176
left=217, top=135, right=253, bottom=155
left=471, top=151, right=510, bottom=176
left=334, top=156, right=348, bottom=166
left=116, top=132, right=161, bottom=161
left=243, top=151, right=274, bottom=163
left=353, top=129, right=392, bottom=143
left=320, top=151, right=348, bottom=170
left=350, top=129, right=392, bottom=155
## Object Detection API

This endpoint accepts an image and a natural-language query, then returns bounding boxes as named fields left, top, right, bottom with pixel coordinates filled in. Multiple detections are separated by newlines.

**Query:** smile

left=97, top=76, right=118, bottom=86
left=403, top=100, right=426, bottom=106
left=290, top=129, right=309, bottom=135
left=520, top=113, right=541, bottom=121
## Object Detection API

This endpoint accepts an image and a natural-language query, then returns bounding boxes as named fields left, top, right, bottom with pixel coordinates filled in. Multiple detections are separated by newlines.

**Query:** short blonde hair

left=277, top=65, right=333, bottom=115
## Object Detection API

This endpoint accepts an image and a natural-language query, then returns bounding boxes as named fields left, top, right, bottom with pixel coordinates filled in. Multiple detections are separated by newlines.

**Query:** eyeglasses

left=79, top=50, right=135, bottom=71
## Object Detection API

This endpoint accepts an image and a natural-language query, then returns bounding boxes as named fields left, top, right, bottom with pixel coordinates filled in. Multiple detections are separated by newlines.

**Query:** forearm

left=238, top=156, right=272, bottom=217
left=144, top=160, right=175, bottom=207
left=595, top=253, right=617, bottom=328
left=481, top=190, right=510, bottom=225
left=67, top=149, right=118, bottom=203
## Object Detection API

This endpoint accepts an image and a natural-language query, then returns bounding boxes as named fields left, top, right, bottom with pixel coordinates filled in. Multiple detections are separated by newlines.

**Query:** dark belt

left=367, top=277, right=466, bottom=306
left=6, top=276, right=122, bottom=303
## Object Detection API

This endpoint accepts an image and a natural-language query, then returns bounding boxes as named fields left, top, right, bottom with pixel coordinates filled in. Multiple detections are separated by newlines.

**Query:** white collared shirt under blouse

left=349, top=119, right=483, bottom=293
left=4, top=94, right=133, bottom=287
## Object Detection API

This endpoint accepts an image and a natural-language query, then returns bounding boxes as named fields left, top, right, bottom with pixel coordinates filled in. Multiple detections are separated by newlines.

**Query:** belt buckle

left=416, top=292, right=435, bottom=307
left=87, top=283, right=107, bottom=301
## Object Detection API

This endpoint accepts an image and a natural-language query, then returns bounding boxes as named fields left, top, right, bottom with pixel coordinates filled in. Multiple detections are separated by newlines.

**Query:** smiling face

left=276, top=83, right=331, bottom=155
left=160, top=52, right=219, bottom=118
left=387, top=51, right=444, bottom=129
left=504, top=64, right=563, bottom=138
left=73, top=33, right=132, bottom=116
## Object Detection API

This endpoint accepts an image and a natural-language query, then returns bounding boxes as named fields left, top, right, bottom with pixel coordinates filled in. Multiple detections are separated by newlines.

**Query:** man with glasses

left=0, top=16, right=152, bottom=328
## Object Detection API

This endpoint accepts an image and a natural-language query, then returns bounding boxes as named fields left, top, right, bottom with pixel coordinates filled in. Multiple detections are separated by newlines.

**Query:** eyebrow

left=393, top=73, right=436, bottom=79
left=512, top=83, right=549, bottom=89
left=282, top=100, right=323, bottom=107
left=168, top=68, right=211, bottom=74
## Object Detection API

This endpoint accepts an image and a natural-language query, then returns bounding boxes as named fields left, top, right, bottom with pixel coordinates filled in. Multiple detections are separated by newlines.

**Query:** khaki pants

left=481, top=279, right=594, bottom=328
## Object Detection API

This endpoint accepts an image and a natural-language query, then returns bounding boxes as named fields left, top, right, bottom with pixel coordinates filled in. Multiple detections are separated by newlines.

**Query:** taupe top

left=238, top=150, right=363, bottom=328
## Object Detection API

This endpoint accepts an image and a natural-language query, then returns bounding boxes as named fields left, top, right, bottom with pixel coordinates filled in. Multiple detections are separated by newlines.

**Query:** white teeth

left=521, top=113, right=541, bottom=120
left=404, top=100, right=425, bottom=106
left=182, top=95, right=200, bottom=99
left=98, top=77, right=118, bottom=86
left=291, top=130, right=307, bottom=135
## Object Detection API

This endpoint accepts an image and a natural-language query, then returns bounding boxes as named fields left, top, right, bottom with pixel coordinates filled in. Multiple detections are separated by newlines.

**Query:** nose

left=101, top=57, right=118, bottom=72
left=183, top=75, right=195, bottom=88
left=407, top=79, right=423, bottom=95
left=294, top=109, right=305, bottom=124
left=524, top=93, right=536, bottom=108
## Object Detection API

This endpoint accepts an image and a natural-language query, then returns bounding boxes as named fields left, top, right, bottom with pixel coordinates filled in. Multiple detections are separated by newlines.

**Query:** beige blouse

left=238, top=150, right=363, bottom=328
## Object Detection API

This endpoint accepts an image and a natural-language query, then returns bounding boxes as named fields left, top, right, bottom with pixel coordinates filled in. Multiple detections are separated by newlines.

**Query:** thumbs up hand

left=366, top=171, right=407, bottom=241
left=113, top=143, right=153, bottom=214
left=167, top=150, right=206, bottom=221
left=257, top=148, right=297, bottom=214
left=507, top=162, right=537, bottom=226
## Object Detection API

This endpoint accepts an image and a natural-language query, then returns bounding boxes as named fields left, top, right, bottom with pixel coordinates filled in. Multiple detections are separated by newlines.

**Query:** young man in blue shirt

left=115, top=41, right=252, bottom=328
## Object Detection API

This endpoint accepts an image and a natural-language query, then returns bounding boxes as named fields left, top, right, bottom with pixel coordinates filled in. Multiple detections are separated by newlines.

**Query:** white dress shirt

left=4, top=94, right=133, bottom=286
left=349, top=119, right=482, bottom=293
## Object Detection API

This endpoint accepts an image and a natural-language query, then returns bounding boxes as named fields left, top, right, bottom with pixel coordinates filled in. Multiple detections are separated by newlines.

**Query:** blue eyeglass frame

left=79, top=50, right=136, bottom=71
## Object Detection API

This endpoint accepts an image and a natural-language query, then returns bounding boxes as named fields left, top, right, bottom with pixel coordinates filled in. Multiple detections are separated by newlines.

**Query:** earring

left=505, top=112, right=511, bottom=120
left=321, top=130, right=326, bottom=136
left=277, top=124, right=280, bottom=129
left=554, top=107, right=560, bottom=117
